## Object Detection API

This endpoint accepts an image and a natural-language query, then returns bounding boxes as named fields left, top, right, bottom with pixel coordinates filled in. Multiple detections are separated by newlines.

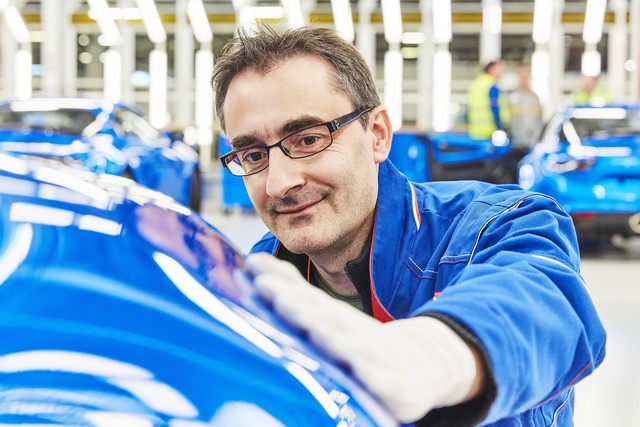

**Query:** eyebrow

left=279, top=115, right=324, bottom=136
left=230, top=134, right=263, bottom=151
left=230, top=114, right=326, bottom=151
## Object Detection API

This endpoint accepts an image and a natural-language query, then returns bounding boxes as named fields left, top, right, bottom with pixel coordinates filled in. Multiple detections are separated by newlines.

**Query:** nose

left=264, top=147, right=305, bottom=199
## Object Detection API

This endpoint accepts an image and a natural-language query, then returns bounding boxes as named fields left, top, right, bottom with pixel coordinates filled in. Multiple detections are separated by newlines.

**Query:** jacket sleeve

left=417, top=194, right=607, bottom=424
left=489, top=85, right=502, bottom=129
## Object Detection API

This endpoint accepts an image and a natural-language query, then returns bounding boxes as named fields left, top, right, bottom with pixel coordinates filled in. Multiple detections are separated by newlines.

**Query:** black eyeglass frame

left=219, top=107, right=374, bottom=177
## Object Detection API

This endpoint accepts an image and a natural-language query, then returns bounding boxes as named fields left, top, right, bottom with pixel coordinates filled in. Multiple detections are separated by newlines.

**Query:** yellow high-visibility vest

left=467, top=73, right=510, bottom=139
left=571, top=87, right=612, bottom=106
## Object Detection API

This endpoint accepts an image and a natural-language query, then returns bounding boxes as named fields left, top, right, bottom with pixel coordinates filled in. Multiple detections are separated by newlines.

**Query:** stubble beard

left=262, top=186, right=361, bottom=256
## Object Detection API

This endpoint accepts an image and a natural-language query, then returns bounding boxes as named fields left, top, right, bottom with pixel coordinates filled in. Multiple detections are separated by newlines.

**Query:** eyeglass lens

left=227, top=123, right=333, bottom=176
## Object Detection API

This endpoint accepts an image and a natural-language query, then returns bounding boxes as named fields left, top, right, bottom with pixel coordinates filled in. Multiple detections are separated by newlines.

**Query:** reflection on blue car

left=0, top=98, right=201, bottom=211
left=518, top=104, right=640, bottom=240
left=0, top=154, right=399, bottom=427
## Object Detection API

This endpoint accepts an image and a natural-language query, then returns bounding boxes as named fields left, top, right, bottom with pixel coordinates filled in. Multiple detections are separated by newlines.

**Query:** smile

left=276, top=200, right=321, bottom=216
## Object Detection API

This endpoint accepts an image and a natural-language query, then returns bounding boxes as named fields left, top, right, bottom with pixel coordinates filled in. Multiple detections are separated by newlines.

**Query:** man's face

left=518, top=65, right=531, bottom=86
left=223, top=55, right=388, bottom=256
left=492, top=60, right=506, bottom=79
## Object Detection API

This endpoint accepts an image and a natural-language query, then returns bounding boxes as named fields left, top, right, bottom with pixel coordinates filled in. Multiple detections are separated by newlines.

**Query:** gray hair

left=212, top=25, right=380, bottom=132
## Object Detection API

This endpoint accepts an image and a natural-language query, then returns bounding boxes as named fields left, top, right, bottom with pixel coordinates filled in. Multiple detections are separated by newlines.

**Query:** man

left=509, top=63, right=543, bottom=151
left=572, top=73, right=612, bottom=106
left=507, top=63, right=543, bottom=181
left=213, top=26, right=606, bottom=426
left=467, top=59, right=510, bottom=140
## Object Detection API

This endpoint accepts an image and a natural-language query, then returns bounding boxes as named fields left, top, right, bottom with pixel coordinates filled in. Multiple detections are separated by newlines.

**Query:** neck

left=312, top=263, right=358, bottom=296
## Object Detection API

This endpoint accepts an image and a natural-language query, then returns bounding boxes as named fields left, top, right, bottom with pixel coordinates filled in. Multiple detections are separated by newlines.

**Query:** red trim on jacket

left=368, top=215, right=394, bottom=323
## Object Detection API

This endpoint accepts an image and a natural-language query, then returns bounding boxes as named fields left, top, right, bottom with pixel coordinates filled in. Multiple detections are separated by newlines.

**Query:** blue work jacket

left=251, top=159, right=606, bottom=426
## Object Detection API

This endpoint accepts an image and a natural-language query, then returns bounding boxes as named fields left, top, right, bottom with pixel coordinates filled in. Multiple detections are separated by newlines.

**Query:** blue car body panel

left=218, top=134, right=254, bottom=211
left=0, top=98, right=200, bottom=208
left=518, top=104, right=640, bottom=238
left=0, top=154, right=399, bottom=427
left=389, top=131, right=513, bottom=184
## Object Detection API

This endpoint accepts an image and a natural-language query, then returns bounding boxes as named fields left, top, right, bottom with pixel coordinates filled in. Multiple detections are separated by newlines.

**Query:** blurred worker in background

left=214, top=25, right=606, bottom=426
left=572, top=73, right=612, bottom=106
left=467, top=59, right=511, bottom=139
left=507, top=63, right=543, bottom=181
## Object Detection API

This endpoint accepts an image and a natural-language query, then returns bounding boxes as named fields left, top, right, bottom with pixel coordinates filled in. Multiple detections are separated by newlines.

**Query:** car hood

left=0, top=129, right=91, bottom=156
left=0, top=154, right=397, bottom=427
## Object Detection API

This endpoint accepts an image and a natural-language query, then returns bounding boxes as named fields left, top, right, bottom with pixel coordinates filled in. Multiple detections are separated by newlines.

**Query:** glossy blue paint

left=0, top=98, right=200, bottom=210
left=518, top=104, right=640, bottom=239
left=218, top=134, right=253, bottom=211
left=0, top=154, right=400, bottom=427
left=390, top=131, right=513, bottom=184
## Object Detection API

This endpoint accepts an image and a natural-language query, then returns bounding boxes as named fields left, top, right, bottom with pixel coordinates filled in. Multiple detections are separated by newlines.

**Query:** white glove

left=246, top=253, right=479, bottom=423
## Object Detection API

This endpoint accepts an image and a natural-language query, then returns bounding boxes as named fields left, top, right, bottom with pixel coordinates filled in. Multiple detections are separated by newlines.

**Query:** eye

left=299, top=134, right=322, bottom=146
left=241, top=148, right=268, bottom=164
left=288, top=127, right=330, bottom=153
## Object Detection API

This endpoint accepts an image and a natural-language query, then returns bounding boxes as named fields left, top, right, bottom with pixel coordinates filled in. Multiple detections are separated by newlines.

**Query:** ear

left=369, top=107, right=393, bottom=164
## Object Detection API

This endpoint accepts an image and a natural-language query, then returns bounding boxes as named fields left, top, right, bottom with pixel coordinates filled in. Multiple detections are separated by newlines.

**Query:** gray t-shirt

left=509, top=89, right=543, bottom=149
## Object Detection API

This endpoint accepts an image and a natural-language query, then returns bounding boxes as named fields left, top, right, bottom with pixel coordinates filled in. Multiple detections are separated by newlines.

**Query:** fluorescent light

left=583, top=0, right=607, bottom=44
left=581, top=50, right=601, bottom=77
left=572, top=107, right=626, bottom=119
left=281, top=0, right=305, bottom=28
left=251, top=6, right=285, bottom=19
left=135, top=0, right=166, bottom=44
left=236, top=6, right=255, bottom=29
left=187, top=0, right=212, bottom=44
left=4, top=6, right=30, bottom=44
left=331, top=0, right=354, bottom=42
left=149, top=49, right=168, bottom=128
left=432, top=0, right=452, bottom=44
left=103, top=49, right=122, bottom=103
left=432, top=50, right=452, bottom=132
left=483, top=3, right=502, bottom=34
left=381, top=0, right=403, bottom=45
left=14, top=49, right=32, bottom=100
left=384, top=50, right=403, bottom=131
left=402, top=31, right=426, bottom=45
left=109, top=7, right=143, bottom=20
left=87, top=0, right=122, bottom=46
left=195, top=49, right=214, bottom=146
left=531, top=50, right=550, bottom=105
left=533, top=0, right=553, bottom=44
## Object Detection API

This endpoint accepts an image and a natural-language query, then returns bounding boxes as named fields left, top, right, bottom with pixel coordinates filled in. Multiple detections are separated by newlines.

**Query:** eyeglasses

left=220, top=107, right=373, bottom=176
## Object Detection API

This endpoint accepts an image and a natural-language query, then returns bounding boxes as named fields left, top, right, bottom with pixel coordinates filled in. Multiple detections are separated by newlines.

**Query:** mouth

left=276, top=199, right=321, bottom=216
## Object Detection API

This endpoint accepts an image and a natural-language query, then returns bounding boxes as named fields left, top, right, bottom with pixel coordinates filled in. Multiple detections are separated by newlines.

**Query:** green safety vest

left=467, top=73, right=510, bottom=139
left=571, top=87, right=612, bottom=105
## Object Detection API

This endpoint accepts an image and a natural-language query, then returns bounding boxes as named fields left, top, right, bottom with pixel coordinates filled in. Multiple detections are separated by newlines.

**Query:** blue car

left=389, top=131, right=514, bottom=184
left=518, top=104, right=640, bottom=240
left=0, top=98, right=201, bottom=211
left=0, top=153, right=399, bottom=427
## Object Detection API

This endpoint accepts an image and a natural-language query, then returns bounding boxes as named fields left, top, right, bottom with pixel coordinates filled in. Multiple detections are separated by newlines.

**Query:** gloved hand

left=245, top=253, right=479, bottom=423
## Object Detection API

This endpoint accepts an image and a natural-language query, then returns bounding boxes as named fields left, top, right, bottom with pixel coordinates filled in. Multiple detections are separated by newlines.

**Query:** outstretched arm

left=246, top=253, right=484, bottom=423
